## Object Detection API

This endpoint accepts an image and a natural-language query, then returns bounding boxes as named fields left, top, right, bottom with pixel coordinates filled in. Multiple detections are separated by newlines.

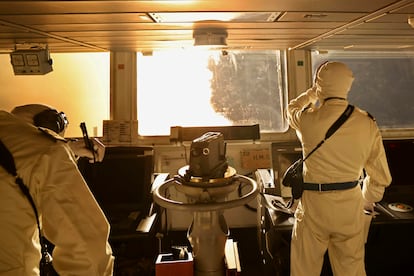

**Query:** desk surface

left=265, top=200, right=414, bottom=231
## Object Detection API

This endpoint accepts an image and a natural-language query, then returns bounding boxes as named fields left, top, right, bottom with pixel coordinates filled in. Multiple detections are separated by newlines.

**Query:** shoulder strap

left=0, top=140, right=38, bottom=212
left=0, top=139, right=18, bottom=176
left=303, top=104, right=354, bottom=161
left=0, top=139, right=50, bottom=259
left=325, top=105, right=354, bottom=140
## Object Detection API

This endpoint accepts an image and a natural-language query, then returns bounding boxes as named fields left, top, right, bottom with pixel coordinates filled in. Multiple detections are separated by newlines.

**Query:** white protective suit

left=0, top=110, right=114, bottom=276
left=286, top=62, right=392, bottom=276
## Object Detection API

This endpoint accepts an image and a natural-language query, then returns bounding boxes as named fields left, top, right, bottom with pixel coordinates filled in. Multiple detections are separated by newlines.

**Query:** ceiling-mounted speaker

left=193, top=28, right=228, bottom=47
left=10, top=47, right=53, bottom=75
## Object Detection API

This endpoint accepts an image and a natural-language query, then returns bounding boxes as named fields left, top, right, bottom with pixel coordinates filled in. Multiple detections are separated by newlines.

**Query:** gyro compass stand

left=153, top=165, right=258, bottom=276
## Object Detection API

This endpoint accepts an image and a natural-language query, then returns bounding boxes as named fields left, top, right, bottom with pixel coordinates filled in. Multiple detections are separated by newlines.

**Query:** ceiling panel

left=0, top=13, right=154, bottom=24
left=278, top=12, right=365, bottom=22
left=0, top=0, right=413, bottom=53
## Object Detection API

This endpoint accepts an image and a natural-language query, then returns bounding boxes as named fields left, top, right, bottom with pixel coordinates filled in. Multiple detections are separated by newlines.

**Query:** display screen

left=26, top=54, right=40, bottom=66
left=78, top=147, right=154, bottom=216
left=383, top=139, right=414, bottom=186
left=11, top=54, right=25, bottom=66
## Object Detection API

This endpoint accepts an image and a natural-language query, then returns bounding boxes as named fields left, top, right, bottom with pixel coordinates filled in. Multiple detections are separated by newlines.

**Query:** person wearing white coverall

left=286, top=62, right=392, bottom=276
left=0, top=104, right=114, bottom=276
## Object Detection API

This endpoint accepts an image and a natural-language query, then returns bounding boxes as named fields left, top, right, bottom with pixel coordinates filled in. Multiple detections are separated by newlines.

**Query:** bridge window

left=312, top=51, right=414, bottom=129
left=137, top=49, right=288, bottom=136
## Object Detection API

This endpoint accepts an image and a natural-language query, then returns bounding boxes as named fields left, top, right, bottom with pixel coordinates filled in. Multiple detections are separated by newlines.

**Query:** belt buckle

left=318, top=184, right=322, bottom=191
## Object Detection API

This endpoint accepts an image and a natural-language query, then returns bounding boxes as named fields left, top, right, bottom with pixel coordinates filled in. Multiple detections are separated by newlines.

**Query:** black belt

left=303, top=181, right=359, bottom=191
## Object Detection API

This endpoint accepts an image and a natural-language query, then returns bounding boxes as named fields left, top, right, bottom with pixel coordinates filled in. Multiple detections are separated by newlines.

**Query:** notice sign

left=102, top=120, right=138, bottom=144
left=240, top=148, right=271, bottom=170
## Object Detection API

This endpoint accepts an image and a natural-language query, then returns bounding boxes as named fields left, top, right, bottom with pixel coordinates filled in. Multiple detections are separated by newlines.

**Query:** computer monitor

left=383, top=139, right=414, bottom=187
left=78, top=146, right=154, bottom=217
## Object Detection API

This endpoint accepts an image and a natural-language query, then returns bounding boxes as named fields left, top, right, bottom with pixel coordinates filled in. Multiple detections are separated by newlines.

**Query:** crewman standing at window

left=286, top=62, right=392, bottom=276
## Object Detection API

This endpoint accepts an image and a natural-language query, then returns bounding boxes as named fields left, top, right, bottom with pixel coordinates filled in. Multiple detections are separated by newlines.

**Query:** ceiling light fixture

left=149, top=12, right=281, bottom=23
left=408, top=17, right=414, bottom=28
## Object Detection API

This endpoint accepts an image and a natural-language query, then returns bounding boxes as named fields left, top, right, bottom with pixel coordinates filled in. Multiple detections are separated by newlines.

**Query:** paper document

left=136, top=213, right=156, bottom=233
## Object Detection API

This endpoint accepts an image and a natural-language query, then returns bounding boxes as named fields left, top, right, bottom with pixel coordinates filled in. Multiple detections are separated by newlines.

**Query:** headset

left=33, top=109, right=69, bottom=134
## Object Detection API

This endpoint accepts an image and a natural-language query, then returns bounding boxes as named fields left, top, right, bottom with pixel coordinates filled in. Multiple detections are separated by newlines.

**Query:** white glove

left=363, top=199, right=375, bottom=213
left=68, top=137, right=105, bottom=162
left=306, top=86, right=318, bottom=103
